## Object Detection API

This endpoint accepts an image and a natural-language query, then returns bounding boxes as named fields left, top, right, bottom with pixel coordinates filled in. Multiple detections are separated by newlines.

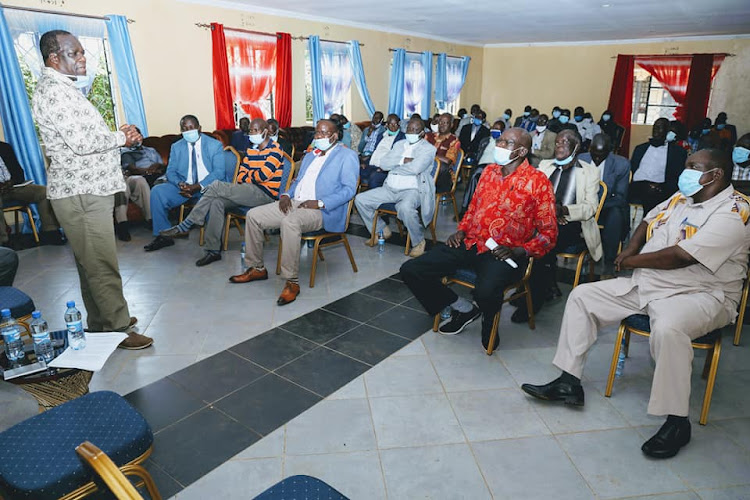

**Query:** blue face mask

left=559, top=115, right=570, bottom=124
left=678, top=168, right=716, bottom=197
left=574, top=115, right=583, bottom=122
left=386, top=129, right=398, bottom=137
left=554, top=145, right=578, bottom=166
left=502, top=113, right=510, bottom=120
left=552, top=110, right=561, bottom=119
left=716, top=123, right=725, bottom=130
left=602, top=114, right=611, bottom=122
left=733, top=146, right=750, bottom=164
left=702, top=129, right=711, bottom=135
left=473, top=118, right=483, bottom=126
left=666, top=131, right=677, bottom=142
left=490, top=130, right=502, bottom=140
left=182, top=129, right=200, bottom=143
left=314, top=137, right=334, bottom=151
left=523, top=111, right=530, bottom=117
left=343, top=122, right=350, bottom=129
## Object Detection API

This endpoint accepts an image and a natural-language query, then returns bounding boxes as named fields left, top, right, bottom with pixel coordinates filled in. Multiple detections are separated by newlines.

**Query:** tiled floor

left=2, top=200, right=750, bottom=500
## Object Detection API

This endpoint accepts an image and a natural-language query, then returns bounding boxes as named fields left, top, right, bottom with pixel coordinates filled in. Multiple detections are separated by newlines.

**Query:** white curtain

left=320, top=41, right=352, bottom=117
left=403, top=52, right=424, bottom=118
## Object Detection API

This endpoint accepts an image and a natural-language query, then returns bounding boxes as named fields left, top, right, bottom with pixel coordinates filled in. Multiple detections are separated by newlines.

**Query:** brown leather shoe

left=229, top=267, right=269, bottom=284
left=277, top=281, right=301, bottom=305
left=118, top=332, right=154, bottom=350
left=129, top=316, right=138, bottom=328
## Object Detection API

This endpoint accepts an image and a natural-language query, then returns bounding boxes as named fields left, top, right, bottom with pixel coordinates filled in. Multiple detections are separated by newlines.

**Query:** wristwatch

left=317, top=200, right=324, bottom=209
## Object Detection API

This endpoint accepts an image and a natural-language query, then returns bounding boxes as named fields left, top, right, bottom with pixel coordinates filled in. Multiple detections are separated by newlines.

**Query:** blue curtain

left=435, top=53, right=470, bottom=111
left=348, top=40, right=375, bottom=116
left=320, top=41, right=352, bottom=117
left=308, top=35, right=325, bottom=124
left=0, top=7, right=46, bottom=186
left=106, top=15, right=148, bottom=136
left=387, top=48, right=405, bottom=117
left=421, top=51, right=433, bottom=118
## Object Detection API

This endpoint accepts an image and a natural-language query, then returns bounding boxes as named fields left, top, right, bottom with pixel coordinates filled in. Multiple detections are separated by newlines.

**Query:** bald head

left=498, top=127, right=531, bottom=156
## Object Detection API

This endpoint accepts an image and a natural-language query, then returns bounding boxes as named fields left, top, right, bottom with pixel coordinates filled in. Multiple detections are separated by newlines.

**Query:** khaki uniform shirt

left=32, top=67, right=126, bottom=200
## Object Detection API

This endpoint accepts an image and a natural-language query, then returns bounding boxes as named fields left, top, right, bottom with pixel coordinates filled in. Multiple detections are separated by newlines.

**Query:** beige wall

left=0, top=0, right=483, bottom=137
left=481, top=37, right=750, bottom=156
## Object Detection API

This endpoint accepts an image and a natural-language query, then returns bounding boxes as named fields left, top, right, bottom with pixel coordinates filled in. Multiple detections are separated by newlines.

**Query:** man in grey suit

left=355, top=118, right=437, bottom=258
left=579, top=133, right=631, bottom=277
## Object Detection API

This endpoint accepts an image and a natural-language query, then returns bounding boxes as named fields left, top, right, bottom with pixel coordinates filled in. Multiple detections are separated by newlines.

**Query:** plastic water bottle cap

left=66, top=300, right=75, bottom=308
left=0, top=308, right=10, bottom=317
left=32, top=311, right=41, bottom=319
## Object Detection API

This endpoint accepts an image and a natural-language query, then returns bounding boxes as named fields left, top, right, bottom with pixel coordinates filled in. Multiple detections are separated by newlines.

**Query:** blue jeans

left=150, top=183, right=201, bottom=235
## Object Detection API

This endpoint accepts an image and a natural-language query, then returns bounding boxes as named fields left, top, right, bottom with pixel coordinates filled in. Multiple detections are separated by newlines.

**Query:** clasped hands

left=178, top=182, right=200, bottom=198
left=447, top=230, right=524, bottom=260
left=613, top=245, right=638, bottom=272
left=278, top=196, right=320, bottom=214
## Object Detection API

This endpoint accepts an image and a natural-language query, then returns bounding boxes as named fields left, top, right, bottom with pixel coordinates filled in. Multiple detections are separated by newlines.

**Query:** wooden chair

left=222, top=151, right=294, bottom=251
left=75, top=441, right=161, bottom=500
left=371, top=160, right=440, bottom=255
left=431, top=258, right=535, bottom=355
left=275, top=183, right=359, bottom=288
left=604, top=314, right=721, bottom=425
left=3, top=202, right=39, bottom=244
left=733, top=268, right=750, bottom=346
left=557, top=181, right=607, bottom=288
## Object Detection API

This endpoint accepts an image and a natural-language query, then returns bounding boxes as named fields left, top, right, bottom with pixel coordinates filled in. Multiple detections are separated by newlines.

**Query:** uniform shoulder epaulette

left=731, top=190, right=750, bottom=225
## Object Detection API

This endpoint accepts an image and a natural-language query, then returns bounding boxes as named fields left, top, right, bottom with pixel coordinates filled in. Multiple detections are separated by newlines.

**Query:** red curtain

left=275, top=32, right=292, bottom=128
left=211, top=23, right=234, bottom=130
left=226, top=31, right=277, bottom=119
left=635, top=55, right=693, bottom=121
left=683, top=54, right=725, bottom=132
left=607, top=55, right=634, bottom=155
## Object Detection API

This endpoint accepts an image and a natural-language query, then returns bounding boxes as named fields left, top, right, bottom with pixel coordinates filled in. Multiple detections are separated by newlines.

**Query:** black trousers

left=628, top=181, right=669, bottom=215
left=400, top=243, right=524, bottom=320
left=529, top=222, right=584, bottom=310
left=599, top=207, right=629, bottom=265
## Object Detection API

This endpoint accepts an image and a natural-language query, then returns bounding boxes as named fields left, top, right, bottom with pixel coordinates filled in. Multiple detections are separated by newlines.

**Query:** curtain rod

left=609, top=52, right=734, bottom=59
left=389, top=48, right=460, bottom=57
left=291, top=35, right=363, bottom=47
left=1, top=4, right=135, bottom=23
left=195, top=23, right=363, bottom=46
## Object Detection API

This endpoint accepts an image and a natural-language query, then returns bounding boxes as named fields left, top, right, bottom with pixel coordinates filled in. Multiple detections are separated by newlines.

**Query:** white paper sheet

left=48, top=332, right=127, bottom=372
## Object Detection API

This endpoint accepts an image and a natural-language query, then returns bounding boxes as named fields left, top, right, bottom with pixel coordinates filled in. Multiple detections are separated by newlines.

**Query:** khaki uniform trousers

left=552, top=278, right=730, bottom=416
left=0, top=184, right=59, bottom=242
left=51, top=194, right=131, bottom=332
left=244, top=200, right=323, bottom=280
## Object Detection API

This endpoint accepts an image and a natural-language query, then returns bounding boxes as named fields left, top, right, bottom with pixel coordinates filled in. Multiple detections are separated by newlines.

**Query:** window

left=631, top=67, right=677, bottom=125
left=304, top=48, right=349, bottom=123
left=225, top=32, right=276, bottom=127
left=14, top=31, right=119, bottom=131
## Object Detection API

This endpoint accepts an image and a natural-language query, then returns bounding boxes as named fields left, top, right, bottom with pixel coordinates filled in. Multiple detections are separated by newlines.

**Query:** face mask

left=61, top=73, right=92, bottom=90
left=473, top=118, right=483, bottom=126
left=574, top=115, right=583, bottom=122
left=502, top=113, right=510, bottom=120
left=314, top=137, right=334, bottom=151
left=270, top=135, right=279, bottom=142
left=523, top=111, right=530, bottom=117
left=666, top=131, right=677, bottom=142
left=732, top=146, right=750, bottom=164
left=559, top=116, right=570, bottom=124
left=430, top=123, right=439, bottom=133
left=405, top=133, right=421, bottom=144
left=248, top=132, right=266, bottom=146
left=717, top=123, right=725, bottom=130
left=372, top=121, right=382, bottom=128
left=490, top=130, right=502, bottom=140
left=182, top=130, right=200, bottom=143
left=536, top=125, right=547, bottom=133
left=386, top=129, right=398, bottom=137
left=602, top=114, right=611, bottom=122
left=343, top=122, right=350, bottom=129
left=678, top=168, right=717, bottom=197
left=552, top=110, right=561, bottom=119
left=702, top=129, right=710, bottom=135
left=554, top=145, right=578, bottom=166
left=493, top=146, right=519, bottom=166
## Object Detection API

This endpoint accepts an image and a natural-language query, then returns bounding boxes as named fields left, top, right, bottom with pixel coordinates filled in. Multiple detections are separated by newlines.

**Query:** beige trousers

left=244, top=200, right=323, bottom=280
left=0, top=184, right=59, bottom=241
left=51, top=194, right=131, bottom=332
left=552, top=278, right=730, bottom=416
left=114, top=176, right=152, bottom=223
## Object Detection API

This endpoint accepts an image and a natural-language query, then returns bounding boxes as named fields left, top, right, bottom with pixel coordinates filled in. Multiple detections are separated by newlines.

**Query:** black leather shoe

left=196, top=252, right=222, bottom=267
left=641, top=418, right=691, bottom=459
left=144, top=235, right=174, bottom=252
left=39, top=230, right=66, bottom=246
left=521, top=376, right=585, bottom=406
left=116, top=222, right=131, bottom=242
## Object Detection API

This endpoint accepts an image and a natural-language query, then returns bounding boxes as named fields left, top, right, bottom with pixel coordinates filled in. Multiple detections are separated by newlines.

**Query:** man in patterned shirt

left=160, top=118, right=283, bottom=266
left=32, top=30, right=152, bottom=349
left=401, top=128, right=558, bottom=351
left=731, top=133, right=750, bottom=195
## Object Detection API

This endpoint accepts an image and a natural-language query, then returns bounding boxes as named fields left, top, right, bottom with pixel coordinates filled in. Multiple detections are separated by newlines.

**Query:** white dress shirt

left=188, top=136, right=210, bottom=186
left=369, top=133, right=397, bottom=167
left=632, top=144, right=668, bottom=183
left=293, top=145, right=338, bottom=201
left=532, top=130, right=545, bottom=152
left=384, top=141, right=419, bottom=191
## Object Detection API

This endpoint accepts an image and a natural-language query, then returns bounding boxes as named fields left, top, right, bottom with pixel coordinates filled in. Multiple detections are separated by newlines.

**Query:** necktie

left=190, top=144, right=198, bottom=184
left=549, top=166, right=562, bottom=193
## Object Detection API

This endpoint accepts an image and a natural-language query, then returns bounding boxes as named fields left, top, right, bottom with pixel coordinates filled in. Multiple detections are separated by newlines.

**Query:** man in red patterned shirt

left=401, top=128, right=558, bottom=351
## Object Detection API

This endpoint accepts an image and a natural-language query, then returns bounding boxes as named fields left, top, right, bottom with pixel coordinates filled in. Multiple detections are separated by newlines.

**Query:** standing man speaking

left=32, top=30, right=152, bottom=349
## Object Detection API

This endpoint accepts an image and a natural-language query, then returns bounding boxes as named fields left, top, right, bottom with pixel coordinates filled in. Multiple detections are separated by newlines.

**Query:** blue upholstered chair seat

left=0, top=391, right=153, bottom=500
left=254, top=475, right=348, bottom=499
left=623, top=314, right=719, bottom=345
left=0, top=286, right=35, bottom=318
left=228, top=205, right=251, bottom=217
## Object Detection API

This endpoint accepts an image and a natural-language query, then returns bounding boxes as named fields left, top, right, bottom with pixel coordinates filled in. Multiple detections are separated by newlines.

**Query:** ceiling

left=195, top=0, right=750, bottom=45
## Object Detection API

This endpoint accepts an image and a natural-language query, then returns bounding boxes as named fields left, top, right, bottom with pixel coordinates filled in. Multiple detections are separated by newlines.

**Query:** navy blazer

left=579, top=152, right=630, bottom=212
left=285, top=145, right=359, bottom=233
left=166, top=134, right=227, bottom=187
left=630, top=142, right=687, bottom=196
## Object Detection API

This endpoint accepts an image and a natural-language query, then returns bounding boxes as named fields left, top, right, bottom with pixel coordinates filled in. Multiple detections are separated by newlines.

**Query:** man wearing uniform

left=521, top=149, right=750, bottom=459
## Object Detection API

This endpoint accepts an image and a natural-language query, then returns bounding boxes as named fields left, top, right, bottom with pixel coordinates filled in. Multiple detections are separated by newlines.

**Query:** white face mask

left=536, top=125, right=547, bottom=133
left=405, top=133, right=421, bottom=144
left=493, top=146, right=520, bottom=166
left=269, top=135, right=279, bottom=142
left=248, top=131, right=266, bottom=145
left=430, top=123, right=439, bottom=133
left=61, top=73, right=92, bottom=90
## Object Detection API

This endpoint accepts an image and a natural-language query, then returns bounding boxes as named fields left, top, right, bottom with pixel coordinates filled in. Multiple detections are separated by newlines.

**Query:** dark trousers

left=529, top=222, right=584, bottom=310
left=400, top=243, right=524, bottom=320
left=0, top=247, right=18, bottom=286
left=360, top=164, right=387, bottom=190
left=599, top=207, right=629, bottom=265
left=628, top=181, right=668, bottom=215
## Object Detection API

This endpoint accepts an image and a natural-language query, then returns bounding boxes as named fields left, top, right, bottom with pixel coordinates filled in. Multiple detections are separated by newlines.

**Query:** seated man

left=513, top=129, right=602, bottom=322
left=715, top=111, right=737, bottom=145
left=159, top=119, right=283, bottom=266
left=400, top=128, right=558, bottom=351
left=522, top=149, right=750, bottom=459
left=355, top=117, right=437, bottom=258
left=573, top=107, right=600, bottom=150
left=557, top=109, right=577, bottom=132
left=230, top=117, right=251, bottom=154
left=547, top=106, right=563, bottom=133
left=499, top=109, right=512, bottom=131
left=458, top=109, right=490, bottom=169
left=732, top=133, right=750, bottom=195
left=629, top=118, right=687, bottom=214
left=513, top=105, right=532, bottom=128
left=229, top=119, right=358, bottom=305
left=579, top=133, right=630, bottom=277
left=461, top=121, right=504, bottom=215
left=358, top=111, right=385, bottom=160
left=457, top=104, right=481, bottom=135
left=0, top=141, right=64, bottom=246
left=268, top=118, right=293, bottom=157
left=597, top=109, right=622, bottom=148
left=529, top=113, right=556, bottom=167
left=426, top=112, right=460, bottom=193
left=518, top=108, right=539, bottom=133
left=361, top=114, right=404, bottom=189
left=144, top=115, right=227, bottom=251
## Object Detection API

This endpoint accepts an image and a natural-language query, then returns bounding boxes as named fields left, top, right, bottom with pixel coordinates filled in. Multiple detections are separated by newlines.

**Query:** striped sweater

left=236, top=140, right=284, bottom=198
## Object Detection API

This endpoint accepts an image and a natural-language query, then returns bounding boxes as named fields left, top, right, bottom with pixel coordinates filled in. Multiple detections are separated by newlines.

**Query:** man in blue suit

left=579, top=133, right=631, bottom=277
left=144, top=115, right=227, bottom=251
left=230, top=119, right=359, bottom=305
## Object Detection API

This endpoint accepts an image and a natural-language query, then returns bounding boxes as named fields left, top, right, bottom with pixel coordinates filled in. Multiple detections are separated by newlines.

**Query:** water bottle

left=1, top=309, right=24, bottom=362
left=615, top=338, right=627, bottom=378
left=240, top=242, right=246, bottom=270
left=440, top=306, right=452, bottom=321
left=377, top=231, right=385, bottom=254
left=64, top=301, right=86, bottom=350
left=30, top=311, right=53, bottom=363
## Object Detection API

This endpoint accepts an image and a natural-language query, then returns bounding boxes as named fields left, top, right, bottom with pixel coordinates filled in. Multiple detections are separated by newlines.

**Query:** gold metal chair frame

left=431, top=258, right=535, bottom=356
left=734, top=269, right=750, bottom=346
left=275, top=183, right=359, bottom=288
left=605, top=318, right=720, bottom=425
left=3, top=204, right=39, bottom=244
left=435, top=150, right=463, bottom=223
left=557, top=181, right=607, bottom=288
